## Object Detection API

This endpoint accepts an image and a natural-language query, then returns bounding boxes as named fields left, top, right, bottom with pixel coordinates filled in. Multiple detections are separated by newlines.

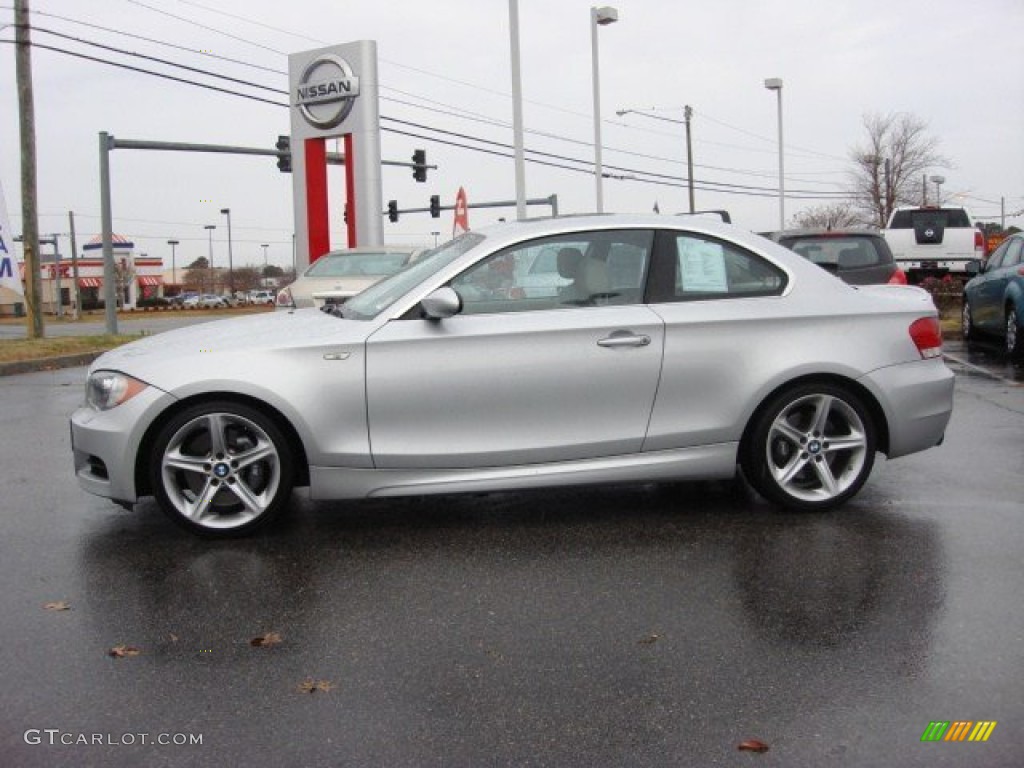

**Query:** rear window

left=306, top=252, right=411, bottom=278
left=889, top=208, right=970, bottom=229
left=779, top=235, right=891, bottom=269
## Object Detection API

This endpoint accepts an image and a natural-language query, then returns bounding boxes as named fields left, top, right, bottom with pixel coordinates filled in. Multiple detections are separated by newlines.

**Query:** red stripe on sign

left=305, top=137, right=329, bottom=263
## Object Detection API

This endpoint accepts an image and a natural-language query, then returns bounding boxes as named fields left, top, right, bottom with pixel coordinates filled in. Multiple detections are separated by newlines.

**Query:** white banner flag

left=0, top=178, right=25, bottom=297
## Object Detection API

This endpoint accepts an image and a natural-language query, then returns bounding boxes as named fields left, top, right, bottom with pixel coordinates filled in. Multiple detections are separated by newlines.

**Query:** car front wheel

left=149, top=400, right=294, bottom=536
left=743, top=383, right=876, bottom=511
left=962, top=300, right=976, bottom=343
left=1008, top=308, right=1023, bottom=360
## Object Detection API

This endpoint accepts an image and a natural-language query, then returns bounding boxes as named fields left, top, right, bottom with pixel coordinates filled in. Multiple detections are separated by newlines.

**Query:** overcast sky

left=2, top=0, right=1022, bottom=270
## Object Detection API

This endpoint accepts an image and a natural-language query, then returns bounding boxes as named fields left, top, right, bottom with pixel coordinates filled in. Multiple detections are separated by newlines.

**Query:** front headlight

left=86, top=371, right=148, bottom=411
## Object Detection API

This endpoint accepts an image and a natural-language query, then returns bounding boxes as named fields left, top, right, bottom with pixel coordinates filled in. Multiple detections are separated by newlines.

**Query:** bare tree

left=791, top=202, right=862, bottom=229
left=849, top=113, right=948, bottom=227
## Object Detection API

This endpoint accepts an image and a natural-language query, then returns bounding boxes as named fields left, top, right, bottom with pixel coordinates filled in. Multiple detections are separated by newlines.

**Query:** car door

left=365, top=229, right=665, bottom=469
left=972, top=240, right=1013, bottom=331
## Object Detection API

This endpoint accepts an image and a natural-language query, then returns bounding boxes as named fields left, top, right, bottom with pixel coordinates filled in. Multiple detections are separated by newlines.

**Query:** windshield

left=306, top=251, right=412, bottom=278
left=343, top=232, right=485, bottom=319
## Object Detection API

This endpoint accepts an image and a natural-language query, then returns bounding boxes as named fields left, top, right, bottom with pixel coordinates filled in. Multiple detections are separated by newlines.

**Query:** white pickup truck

left=882, top=206, right=986, bottom=283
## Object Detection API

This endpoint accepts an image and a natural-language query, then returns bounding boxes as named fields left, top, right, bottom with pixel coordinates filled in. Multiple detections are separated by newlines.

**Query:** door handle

left=597, top=333, right=651, bottom=348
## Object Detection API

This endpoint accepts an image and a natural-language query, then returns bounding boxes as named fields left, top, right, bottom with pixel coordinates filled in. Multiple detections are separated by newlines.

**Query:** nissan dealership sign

left=294, top=53, right=360, bottom=130
left=289, top=41, right=384, bottom=257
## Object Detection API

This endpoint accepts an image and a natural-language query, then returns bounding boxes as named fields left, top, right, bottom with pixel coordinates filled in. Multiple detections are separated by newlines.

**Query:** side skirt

left=309, top=443, right=738, bottom=500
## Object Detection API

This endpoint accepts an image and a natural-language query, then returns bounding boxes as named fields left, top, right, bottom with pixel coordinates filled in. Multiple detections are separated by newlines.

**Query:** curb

left=0, top=352, right=103, bottom=377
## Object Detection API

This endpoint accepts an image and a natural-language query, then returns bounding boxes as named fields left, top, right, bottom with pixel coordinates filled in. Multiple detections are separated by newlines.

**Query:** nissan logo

left=924, top=228, right=935, bottom=238
left=295, top=54, right=360, bottom=130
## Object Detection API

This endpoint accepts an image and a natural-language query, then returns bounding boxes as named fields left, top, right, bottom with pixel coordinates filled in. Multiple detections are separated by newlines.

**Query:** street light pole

left=261, top=243, right=269, bottom=280
left=616, top=106, right=695, bottom=212
left=508, top=0, right=527, bottom=221
left=220, top=207, right=234, bottom=295
left=204, top=224, right=216, bottom=294
left=167, top=239, right=179, bottom=288
left=764, top=77, right=785, bottom=229
left=590, top=6, right=618, bottom=214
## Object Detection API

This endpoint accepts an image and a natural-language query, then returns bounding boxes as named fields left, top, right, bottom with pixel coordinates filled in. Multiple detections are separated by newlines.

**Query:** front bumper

left=858, top=357, right=954, bottom=459
left=70, top=386, right=178, bottom=504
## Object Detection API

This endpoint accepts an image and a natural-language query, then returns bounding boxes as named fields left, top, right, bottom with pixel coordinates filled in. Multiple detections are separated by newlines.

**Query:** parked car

left=248, top=290, right=275, bottom=306
left=962, top=232, right=1024, bottom=358
left=183, top=294, right=227, bottom=309
left=70, top=214, right=953, bottom=536
left=276, top=246, right=423, bottom=310
left=764, top=228, right=907, bottom=285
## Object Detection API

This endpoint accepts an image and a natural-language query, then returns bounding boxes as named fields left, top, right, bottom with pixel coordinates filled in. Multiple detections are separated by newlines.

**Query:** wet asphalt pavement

left=1, top=358, right=1022, bottom=767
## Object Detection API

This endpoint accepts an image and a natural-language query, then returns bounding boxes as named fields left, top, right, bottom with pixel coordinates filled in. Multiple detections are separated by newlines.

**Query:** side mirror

left=420, top=286, right=462, bottom=319
left=964, top=259, right=982, bottom=276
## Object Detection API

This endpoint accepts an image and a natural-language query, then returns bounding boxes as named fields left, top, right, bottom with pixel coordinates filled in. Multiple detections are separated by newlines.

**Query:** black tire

left=962, top=300, right=976, bottom=344
left=742, top=382, right=876, bottom=511
left=149, top=400, right=294, bottom=537
left=1007, top=308, right=1024, bottom=360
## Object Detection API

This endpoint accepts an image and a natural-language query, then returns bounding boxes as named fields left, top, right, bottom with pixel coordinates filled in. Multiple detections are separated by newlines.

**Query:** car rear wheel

left=1008, top=308, right=1023, bottom=360
left=149, top=401, right=293, bottom=536
left=743, top=383, right=876, bottom=511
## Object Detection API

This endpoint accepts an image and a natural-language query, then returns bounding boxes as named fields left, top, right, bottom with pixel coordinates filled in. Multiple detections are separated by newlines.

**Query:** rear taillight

left=975, top=229, right=986, bottom=258
left=888, top=268, right=908, bottom=285
left=909, top=317, right=943, bottom=359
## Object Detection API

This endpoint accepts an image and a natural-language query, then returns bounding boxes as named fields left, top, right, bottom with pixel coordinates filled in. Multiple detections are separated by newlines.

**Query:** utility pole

left=684, top=105, right=695, bottom=213
left=68, top=211, right=81, bottom=320
left=15, top=0, right=43, bottom=338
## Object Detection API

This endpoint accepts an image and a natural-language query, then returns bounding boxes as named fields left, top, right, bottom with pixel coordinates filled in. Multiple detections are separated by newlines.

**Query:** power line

left=0, top=33, right=850, bottom=201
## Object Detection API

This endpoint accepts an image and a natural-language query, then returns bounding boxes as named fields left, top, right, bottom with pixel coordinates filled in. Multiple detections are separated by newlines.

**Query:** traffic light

left=387, top=200, right=399, bottom=223
left=429, top=194, right=441, bottom=218
left=275, top=135, right=291, bottom=173
left=412, top=149, right=427, bottom=182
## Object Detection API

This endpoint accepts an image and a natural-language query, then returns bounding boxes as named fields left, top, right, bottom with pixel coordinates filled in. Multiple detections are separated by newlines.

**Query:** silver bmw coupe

left=71, top=215, right=954, bottom=536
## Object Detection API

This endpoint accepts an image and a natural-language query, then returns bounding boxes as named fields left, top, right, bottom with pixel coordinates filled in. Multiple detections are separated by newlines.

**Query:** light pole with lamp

left=616, top=106, right=695, bottom=212
left=261, top=243, right=269, bottom=284
left=590, top=6, right=618, bottom=213
left=167, top=239, right=179, bottom=289
left=220, top=207, right=234, bottom=297
left=764, top=77, right=785, bottom=229
left=204, top=224, right=216, bottom=294
left=929, top=175, right=945, bottom=206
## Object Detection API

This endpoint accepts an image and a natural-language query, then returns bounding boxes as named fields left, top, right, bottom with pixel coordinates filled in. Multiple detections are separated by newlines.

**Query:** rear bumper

left=859, top=357, right=954, bottom=458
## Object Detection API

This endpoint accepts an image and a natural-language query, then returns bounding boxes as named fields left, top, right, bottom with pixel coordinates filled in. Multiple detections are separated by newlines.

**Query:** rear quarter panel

left=642, top=284, right=937, bottom=452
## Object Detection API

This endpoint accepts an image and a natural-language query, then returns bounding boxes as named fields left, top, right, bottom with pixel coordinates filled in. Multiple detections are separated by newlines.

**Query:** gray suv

left=764, top=229, right=907, bottom=285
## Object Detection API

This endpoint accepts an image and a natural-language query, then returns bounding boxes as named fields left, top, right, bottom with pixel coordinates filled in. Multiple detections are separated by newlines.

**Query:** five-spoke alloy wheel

left=150, top=401, right=293, bottom=536
left=743, top=383, right=876, bottom=510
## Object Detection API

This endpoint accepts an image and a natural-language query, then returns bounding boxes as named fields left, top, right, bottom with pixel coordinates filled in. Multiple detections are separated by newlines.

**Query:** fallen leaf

left=43, top=601, right=71, bottom=612
left=108, top=645, right=141, bottom=658
left=297, top=678, right=334, bottom=694
left=738, top=739, right=770, bottom=753
left=250, top=631, right=282, bottom=648
left=638, top=633, right=660, bottom=645
left=168, top=633, right=179, bottom=643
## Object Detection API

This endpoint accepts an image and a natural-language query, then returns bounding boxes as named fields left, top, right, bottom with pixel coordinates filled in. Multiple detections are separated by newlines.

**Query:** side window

left=1002, top=238, right=1023, bottom=268
left=986, top=241, right=1009, bottom=270
left=451, top=230, right=653, bottom=315
left=656, top=233, right=786, bottom=301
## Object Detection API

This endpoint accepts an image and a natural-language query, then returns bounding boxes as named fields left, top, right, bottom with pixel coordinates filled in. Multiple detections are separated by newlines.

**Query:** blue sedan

left=962, top=232, right=1024, bottom=358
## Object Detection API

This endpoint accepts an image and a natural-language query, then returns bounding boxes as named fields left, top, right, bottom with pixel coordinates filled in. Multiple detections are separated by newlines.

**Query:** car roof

left=764, top=227, right=882, bottom=240
left=321, top=246, right=421, bottom=257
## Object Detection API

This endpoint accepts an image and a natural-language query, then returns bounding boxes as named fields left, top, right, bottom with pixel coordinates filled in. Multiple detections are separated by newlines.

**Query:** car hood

left=91, top=309, right=372, bottom=387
